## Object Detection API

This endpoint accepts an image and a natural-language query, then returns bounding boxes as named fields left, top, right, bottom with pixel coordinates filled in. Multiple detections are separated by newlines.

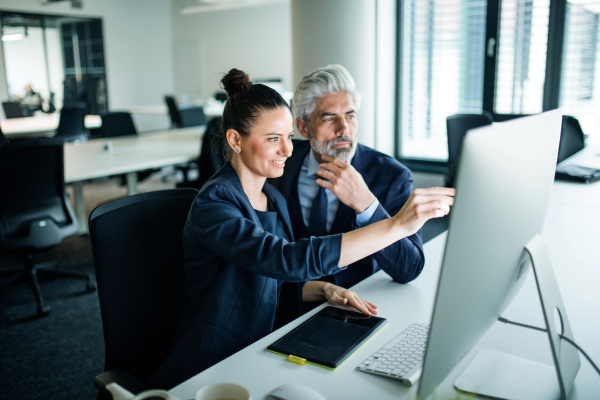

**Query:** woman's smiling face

left=239, top=106, right=294, bottom=179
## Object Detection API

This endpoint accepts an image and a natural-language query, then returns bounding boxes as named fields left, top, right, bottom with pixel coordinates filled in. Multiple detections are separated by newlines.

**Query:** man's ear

left=226, top=128, right=242, bottom=151
left=296, top=118, right=310, bottom=139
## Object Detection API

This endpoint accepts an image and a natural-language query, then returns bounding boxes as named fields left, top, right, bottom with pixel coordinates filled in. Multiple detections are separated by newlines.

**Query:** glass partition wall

left=0, top=11, right=108, bottom=116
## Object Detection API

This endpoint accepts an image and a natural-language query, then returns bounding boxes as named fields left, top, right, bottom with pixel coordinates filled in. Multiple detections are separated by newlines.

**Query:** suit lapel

left=263, top=183, right=296, bottom=241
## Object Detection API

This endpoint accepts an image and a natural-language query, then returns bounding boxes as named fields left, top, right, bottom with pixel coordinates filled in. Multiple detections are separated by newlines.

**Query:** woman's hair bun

left=221, top=68, right=251, bottom=98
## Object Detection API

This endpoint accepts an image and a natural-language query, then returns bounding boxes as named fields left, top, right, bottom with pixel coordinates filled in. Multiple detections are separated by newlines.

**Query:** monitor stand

left=454, top=234, right=580, bottom=400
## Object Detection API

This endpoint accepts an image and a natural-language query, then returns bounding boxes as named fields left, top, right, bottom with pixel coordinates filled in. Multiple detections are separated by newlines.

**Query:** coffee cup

left=195, top=383, right=251, bottom=400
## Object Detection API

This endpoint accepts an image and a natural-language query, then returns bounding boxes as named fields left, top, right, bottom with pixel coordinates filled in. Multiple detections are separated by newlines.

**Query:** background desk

left=1, top=114, right=101, bottom=137
left=64, top=126, right=204, bottom=234
left=169, top=145, right=600, bottom=400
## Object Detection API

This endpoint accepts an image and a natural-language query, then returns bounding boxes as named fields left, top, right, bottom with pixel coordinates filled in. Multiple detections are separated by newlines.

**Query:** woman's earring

left=235, top=147, right=241, bottom=153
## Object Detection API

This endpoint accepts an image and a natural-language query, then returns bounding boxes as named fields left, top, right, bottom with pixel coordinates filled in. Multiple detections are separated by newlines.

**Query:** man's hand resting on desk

left=302, top=281, right=378, bottom=316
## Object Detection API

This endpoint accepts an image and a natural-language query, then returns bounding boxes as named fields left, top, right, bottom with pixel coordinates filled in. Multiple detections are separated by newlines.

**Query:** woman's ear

left=226, top=128, right=242, bottom=152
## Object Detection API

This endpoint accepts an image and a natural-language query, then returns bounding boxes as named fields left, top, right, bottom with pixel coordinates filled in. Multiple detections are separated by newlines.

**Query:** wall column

left=291, top=0, right=377, bottom=147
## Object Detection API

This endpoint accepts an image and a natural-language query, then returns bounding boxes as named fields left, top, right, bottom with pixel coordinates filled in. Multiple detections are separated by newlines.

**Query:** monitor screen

left=417, top=110, right=579, bottom=399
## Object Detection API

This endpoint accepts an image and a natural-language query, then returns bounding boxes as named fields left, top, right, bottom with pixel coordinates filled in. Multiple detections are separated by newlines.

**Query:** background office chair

left=165, top=96, right=208, bottom=129
left=179, top=106, right=207, bottom=128
left=0, top=138, right=96, bottom=316
left=164, top=95, right=182, bottom=128
left=98, top=111, right=138, bottom=138
left=177, top=117, right=224, bottom=189
left=557, top=115, right=585, bottom=164
left=445, top=111, right=494, bottom=187
left=55, top=103, right=89, bottom=143
left=2, top=101, right=25, bottom=119
left=89, top=188, right=198, bottom=398
left=214, top=91, right=228, bottom=103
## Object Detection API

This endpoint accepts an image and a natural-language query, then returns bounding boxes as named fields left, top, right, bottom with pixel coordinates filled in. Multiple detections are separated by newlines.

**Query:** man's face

left=300, top=92, right=358, bottom=163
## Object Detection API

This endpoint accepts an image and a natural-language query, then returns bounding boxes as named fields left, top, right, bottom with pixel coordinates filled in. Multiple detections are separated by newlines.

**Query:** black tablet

left=267, top=306, right=387, bottom=369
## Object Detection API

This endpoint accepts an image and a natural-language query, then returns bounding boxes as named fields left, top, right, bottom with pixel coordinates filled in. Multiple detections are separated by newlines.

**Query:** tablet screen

left=267, top=306, right=387, bottom=369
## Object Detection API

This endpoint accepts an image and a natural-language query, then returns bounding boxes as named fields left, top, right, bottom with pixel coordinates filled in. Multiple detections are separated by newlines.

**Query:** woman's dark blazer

left=149, top=163, right=343, bottom=388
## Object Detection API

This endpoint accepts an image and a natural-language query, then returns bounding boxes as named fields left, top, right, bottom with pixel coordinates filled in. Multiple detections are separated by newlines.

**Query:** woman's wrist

left=302, top=280, right=330, bottom=302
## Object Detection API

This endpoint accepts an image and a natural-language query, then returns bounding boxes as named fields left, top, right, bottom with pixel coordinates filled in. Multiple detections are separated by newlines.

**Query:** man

left=271, top=64, right=424, bottom=320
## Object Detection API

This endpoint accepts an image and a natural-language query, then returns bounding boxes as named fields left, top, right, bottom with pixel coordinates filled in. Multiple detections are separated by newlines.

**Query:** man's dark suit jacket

left=150, top=163, right=344, bottom=388
left=270, top=140, right=425, bottom=318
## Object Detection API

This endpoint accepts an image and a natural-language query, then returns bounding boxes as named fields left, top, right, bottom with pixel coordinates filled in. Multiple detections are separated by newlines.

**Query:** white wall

left=169, top=0, right=293, bottom=105
left=0, top=0, right=173, bottom=129
left=290, top=0, right=396, bottom=153
left=291, top=0, right=375, bottom=147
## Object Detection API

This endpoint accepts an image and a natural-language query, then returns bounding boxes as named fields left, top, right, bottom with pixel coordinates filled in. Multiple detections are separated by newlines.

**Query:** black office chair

left=2, top=101, right=25, bottom=119
left=55, top=103, right=89, bottom=143
left=46, top=92, right=56, bottom=114
left=557, top=115, right=585, bottom=164
left=179, top=106, right=207, bottom=128
left=445, top=111, right=494, bottom=187
left=164, top=95, right=182, bottom=128
left=98, top=111, right=138, bottom=138
left=89, top=188, right=198, bottom=398
left=214, top=91, right=228, bottom=103
left=177, top=117, right=224, bottom=189
left=0, top=138, right=96, bottom=316
left=0, top=125, right=5, bottom=145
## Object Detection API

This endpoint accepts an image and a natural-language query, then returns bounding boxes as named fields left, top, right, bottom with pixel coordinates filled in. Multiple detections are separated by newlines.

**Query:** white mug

left=195, top=383, right=251, bottom=400
left=133, top=389, right=174, bottom=399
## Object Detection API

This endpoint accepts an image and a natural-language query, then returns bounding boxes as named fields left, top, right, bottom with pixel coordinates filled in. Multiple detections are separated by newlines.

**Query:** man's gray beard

left=309, top=135, right=357, bottom=162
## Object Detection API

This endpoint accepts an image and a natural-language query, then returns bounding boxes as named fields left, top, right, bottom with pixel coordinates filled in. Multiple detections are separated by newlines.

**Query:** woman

left=150, top=69, right=454, bottom=388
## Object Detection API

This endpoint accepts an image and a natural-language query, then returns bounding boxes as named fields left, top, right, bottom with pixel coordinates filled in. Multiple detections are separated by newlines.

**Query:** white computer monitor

left=417, top=110, right=580, bottom=399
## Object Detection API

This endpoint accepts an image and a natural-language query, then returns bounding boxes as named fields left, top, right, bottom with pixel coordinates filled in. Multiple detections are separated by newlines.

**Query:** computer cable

left=498, top=317, right=600, bottom=376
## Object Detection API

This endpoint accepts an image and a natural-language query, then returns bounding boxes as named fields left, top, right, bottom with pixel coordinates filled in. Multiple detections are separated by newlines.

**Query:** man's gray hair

left=292, top=64, right=362, bottom=123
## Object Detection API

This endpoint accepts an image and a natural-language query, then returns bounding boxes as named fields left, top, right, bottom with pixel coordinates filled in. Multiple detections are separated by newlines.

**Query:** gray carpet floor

left=0, top=173, right=177, bottom=400
left=0, top=171, right=448, bottom=400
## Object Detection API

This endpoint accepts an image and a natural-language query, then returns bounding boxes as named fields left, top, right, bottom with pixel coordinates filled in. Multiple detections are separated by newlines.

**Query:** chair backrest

left=195, top=117, right=225, bottom=189
left=445, top=112, right=494, bottom=187
left=557, top=115, right=585, bottom=164
left=164, top=95, right=181, bottom=128
left=179, top=106, right=207, bottom=128
left=99, top=111, right=138, bottom=137
left=56, top=103, right=89, bottom=143
left=446, top=112, right=494, bottom=163
left=0, top=137, right=78, bottom=251
left=214, top=92, right=227, bottom=103
left=2, top=101, right=25, bottom=119
left=89, top=188, right=198, bottom=382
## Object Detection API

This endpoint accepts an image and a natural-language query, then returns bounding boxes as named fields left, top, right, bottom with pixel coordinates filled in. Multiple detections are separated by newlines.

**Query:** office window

left=399, top=0, right=487, bottom=161
left=559, top=0, right=600, bottom=144
left=494, top=0, right=550, bottom=114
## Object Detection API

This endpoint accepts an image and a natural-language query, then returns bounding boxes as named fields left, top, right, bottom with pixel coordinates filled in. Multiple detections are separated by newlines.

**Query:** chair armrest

left=94, top=369, right=150, bottom=399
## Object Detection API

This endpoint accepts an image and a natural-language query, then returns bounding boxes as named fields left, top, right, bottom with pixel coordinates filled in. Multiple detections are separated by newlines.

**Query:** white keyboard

left=355, top=322, right=429, bottom=387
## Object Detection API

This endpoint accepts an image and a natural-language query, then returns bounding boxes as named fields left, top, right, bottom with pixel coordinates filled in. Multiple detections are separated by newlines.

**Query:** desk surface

left=126, top=102, right=224, bottom=118
left=170, top=146, right=600, bottom=400
left=1, top=113, right=101, bottom=136
left=64, top=126, right=204, bottom=235
left=64, top=126, right=204, bottom=183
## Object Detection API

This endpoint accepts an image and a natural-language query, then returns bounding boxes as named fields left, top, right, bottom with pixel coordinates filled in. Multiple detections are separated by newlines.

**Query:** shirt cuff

left=356, top=198, right=380, bottom=227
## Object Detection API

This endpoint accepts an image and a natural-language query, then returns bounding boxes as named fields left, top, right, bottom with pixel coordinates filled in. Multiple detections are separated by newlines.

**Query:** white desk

left=64, top=127, right=204, bottom=234
left=126, top=102, right=224, bottom=118
left=169, top=146, right=600, bottom=400
left=1, top=114, right=101, bottom=136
